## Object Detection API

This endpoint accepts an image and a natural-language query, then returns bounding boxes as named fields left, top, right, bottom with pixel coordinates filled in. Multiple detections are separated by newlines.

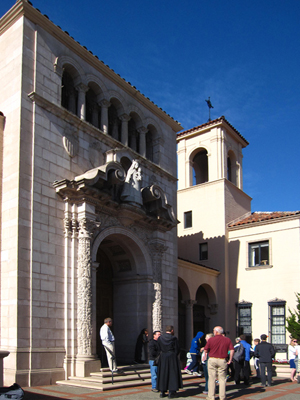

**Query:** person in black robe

left=134, top=328, right=149, bottom=363
left=157, top=325, right=183, bottom=398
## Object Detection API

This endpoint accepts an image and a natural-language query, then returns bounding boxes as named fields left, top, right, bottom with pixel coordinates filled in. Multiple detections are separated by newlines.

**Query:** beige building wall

left=177, top=118, right=251, bottom=336
left=228, top=216, right=300, bottom=344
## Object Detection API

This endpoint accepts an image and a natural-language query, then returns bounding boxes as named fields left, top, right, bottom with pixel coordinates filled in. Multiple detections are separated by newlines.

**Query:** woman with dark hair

left=135, top=328, right=149, bottom=363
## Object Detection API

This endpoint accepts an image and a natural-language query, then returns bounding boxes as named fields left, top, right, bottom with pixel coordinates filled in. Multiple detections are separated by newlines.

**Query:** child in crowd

left=184, top=352, right=192, bottom=370
left=253, top=338, right=261, bottom=379
left=201, top=333, right=213, bottom=394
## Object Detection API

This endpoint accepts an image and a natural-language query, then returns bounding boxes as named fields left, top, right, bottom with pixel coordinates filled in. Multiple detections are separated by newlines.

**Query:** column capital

left=149, top=239, right=168, bottom=255
left=137, top=126, right=148, bottom=135
left=75, top=83, right=89, bottom=94
left=183, top=299, right=197, bottom=308
left=99, top=99, right=111, bottom=108
left=119, top=113, right=131, bottom=122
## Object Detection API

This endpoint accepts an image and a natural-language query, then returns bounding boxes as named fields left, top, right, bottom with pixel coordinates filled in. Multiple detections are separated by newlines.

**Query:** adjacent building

left=177, top=116, right=300, bottom=357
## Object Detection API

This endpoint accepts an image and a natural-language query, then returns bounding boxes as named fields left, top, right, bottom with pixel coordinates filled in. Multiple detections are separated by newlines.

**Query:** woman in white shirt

left=288, top=338, right=298, bottom=382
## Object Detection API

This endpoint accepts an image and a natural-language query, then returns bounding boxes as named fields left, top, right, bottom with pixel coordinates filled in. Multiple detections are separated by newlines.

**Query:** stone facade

left=0, top=1, right=181, bottom=386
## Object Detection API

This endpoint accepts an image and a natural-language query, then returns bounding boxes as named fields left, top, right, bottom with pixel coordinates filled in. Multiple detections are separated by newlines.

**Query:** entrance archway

left=194, top=285, right=210, bottom=335
left=93, top=227, right=152, bottom=364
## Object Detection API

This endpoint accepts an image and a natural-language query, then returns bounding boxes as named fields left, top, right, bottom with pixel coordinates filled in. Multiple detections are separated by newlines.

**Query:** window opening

left=249, top=241, right=269, bottom=267
left=269, top=301, right=286, bottom=344
left=199, top=243, right=208, bottom=260
left=237, top=302, right=252, bottom=343
left=184, top=211, right=192, bottom=229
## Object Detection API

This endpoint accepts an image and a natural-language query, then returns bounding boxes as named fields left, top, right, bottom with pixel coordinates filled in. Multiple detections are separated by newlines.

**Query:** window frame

left=268, top=300, right=286, bottom=345
left=184, top=211, right=192, bottom=229
left=248, top=240, right=270, bottom=268
left=236, top=302, right=252, bottom=342
left=199, top=242, right=208, bottom=261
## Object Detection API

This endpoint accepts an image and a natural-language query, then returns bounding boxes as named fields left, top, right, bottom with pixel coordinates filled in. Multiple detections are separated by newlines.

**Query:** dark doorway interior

left=96, top=248, right=114, bottom=365
left=178, top=286, right=186, bottom=351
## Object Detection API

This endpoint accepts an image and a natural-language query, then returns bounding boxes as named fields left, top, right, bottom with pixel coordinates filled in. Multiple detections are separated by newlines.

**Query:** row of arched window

left=60, top=65, right=159, bottom=163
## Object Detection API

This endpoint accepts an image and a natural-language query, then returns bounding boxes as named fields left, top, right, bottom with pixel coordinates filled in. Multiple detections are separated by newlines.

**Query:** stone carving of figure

left=121, top=159, right=143, bottom=206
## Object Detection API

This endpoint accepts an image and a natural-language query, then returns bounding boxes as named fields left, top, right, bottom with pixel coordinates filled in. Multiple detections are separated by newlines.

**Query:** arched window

left=86, top=87, right=101, bottom=129
left=61, top=69, right=78, bottom=116
left=128, top=118, right=139, bottom=153
left=192, top=149, right=208, bottom=185
left=227, top=150, right=237, bottom=185
left=108, top=104, right=121, bottom=141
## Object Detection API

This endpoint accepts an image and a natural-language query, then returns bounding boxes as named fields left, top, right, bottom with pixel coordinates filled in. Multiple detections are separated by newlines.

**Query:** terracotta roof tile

left=228, top=211, right=300, bottom=227
left=177, top=115, right=249, bottom=145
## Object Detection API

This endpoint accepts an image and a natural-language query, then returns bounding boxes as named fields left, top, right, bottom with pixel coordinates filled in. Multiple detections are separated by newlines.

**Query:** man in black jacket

left=254, top=334, right=275, bottom=387
left=148, top=330, right=161, bottom=392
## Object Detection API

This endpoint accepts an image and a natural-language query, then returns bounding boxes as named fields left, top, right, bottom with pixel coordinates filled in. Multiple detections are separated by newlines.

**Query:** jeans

left=260, top=362, right=272, bottom=386
left=149, top=360, right=158, bottom=389
left=203, top=361, right=208, bottom=391
left=187, top=354, right=199, bottom=372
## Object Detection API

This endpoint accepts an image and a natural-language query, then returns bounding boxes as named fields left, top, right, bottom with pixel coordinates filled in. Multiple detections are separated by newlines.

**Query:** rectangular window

left=237, top=303, right=252, bottom=342
left=199, top=242, right=208, bottom=260
left=269, top=302, right=286, bottom=344
left=184, top=211, right=192, bottom=228
left=249, top=241, right=269, bottom=267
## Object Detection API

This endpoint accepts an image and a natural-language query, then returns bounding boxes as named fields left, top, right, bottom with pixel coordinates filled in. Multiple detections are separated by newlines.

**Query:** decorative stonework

left=63, top=128, right=79, bottom=157
left=77, top=217, right=100, bottom=356
left=149, top=240, right=168, bottom=332
left=121, top=160, right=143, bottom=206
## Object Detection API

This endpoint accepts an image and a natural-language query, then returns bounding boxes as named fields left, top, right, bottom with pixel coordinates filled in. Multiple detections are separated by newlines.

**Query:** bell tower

left=177, top=116, right=251, bottom=238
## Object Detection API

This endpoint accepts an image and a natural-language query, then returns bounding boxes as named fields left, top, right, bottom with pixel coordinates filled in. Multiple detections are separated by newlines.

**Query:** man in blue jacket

left=185, top=331, right=204, bottom=375
left=234, top=334, right=252, bottom=385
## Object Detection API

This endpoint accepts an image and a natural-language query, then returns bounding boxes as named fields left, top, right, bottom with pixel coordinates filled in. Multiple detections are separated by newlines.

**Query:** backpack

left=233, top=343, right=245, bottom=363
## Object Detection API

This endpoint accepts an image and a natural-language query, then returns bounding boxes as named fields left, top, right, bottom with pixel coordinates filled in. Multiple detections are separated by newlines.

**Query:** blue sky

left=1, top=0, right=299, bottom=211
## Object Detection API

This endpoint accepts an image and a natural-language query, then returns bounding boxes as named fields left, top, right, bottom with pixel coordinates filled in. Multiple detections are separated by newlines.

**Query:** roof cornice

left=177, top=116, right=249, bottom=147
left=178, top=258, right=220, bottom=276
left=0, top=0, right=183, bottom=132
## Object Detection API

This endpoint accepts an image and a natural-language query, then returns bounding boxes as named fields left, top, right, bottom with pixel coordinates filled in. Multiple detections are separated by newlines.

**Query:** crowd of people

left=100, top=318, right=290, bottom=399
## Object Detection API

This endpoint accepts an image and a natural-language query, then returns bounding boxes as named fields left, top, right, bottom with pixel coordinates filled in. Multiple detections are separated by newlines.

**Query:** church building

left=0, top=0, right=181, bottom=386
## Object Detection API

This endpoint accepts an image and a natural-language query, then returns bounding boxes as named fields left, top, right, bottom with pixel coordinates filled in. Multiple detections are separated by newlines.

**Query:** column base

left=75, top=357, right=100, bottom=377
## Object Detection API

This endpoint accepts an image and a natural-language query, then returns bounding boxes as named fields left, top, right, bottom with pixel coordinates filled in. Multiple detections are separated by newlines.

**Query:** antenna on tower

left=205, top=97, right=214, bottom=122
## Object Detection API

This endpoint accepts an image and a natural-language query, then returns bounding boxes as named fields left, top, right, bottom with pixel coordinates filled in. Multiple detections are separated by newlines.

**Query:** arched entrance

left=93, top=227, right=153, bottom=365
left=194, top=285, right=210, bottom=335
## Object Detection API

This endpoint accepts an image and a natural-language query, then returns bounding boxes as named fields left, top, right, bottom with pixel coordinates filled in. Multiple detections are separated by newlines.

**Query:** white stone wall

left=0, top=6, right=179, bottom=385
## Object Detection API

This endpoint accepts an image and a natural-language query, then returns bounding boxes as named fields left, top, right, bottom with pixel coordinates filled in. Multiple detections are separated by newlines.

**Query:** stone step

left=56, top=365, right=200, bottom=391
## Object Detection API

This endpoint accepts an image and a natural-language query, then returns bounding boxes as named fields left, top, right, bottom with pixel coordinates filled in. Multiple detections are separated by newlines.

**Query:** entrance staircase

left=56, top=364, right=199, bottom=391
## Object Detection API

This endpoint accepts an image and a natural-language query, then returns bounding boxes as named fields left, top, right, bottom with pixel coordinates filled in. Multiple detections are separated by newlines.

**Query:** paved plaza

left=23, top=377, right=300, bottom=400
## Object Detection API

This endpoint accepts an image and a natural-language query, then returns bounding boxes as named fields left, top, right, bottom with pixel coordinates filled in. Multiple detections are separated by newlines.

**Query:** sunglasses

left=293, top=340, right=298, bottom=343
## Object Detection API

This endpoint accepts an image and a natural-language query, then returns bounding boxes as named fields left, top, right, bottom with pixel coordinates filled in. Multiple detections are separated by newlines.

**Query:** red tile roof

left=177, top=116, right=249, bottom=145
left=228, top=211, right=300, bottom=227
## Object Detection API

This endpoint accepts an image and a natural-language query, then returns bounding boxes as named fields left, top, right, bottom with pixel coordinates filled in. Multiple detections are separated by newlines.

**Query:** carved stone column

left=100, top=99, right=110, bottom=134
left=76, top=83, right=89, bottom=120
left=120, top=113, right=130, bottom=146
left=77, top=217, right=93, bottom=357
left=76, top=203, right=100, bottom=377
left=137, top=126, right=147, bottom=157
left=149, top=240, right=168, bottom=332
